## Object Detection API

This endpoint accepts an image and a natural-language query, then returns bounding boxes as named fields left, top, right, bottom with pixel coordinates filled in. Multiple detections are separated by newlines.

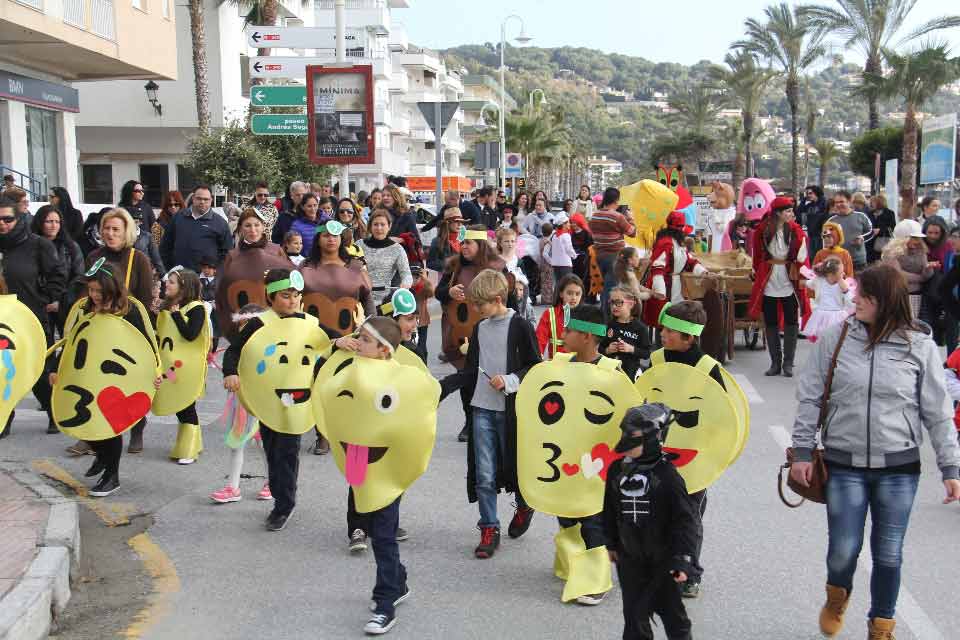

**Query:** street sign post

left=251, top=57, right=373, bottom=78
left=417, top=102, right=462, bottom=207
left=250, top=85, right=306, bottom=107
left=246, top=26, right=366, bottom=50
left=505, top=152, right=523, bottom=178
left=251, top=114, right=308, bottom=135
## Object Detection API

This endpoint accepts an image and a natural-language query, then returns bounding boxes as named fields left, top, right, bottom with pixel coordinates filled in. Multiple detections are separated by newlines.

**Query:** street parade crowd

left=1, top=173, right=959, bottom=639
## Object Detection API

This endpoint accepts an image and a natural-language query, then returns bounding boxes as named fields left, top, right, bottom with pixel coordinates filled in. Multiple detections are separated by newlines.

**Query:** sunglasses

left=0, top=216, right=15, bottom=223
left=339, top=209, right=354, bottom=214
left=610, top=299, right=631, bottom=306
left=133, top=188, right=144, bottom=193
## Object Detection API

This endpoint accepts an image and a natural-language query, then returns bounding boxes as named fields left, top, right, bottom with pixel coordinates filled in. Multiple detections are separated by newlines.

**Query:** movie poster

left=306, top=65, right=375, bottom=165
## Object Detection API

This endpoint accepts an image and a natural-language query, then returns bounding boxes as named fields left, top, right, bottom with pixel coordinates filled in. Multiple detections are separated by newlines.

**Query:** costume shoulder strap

left=181, top=300, right=204, bottom=314
left=650, top=348, right=665, bottom=366
left=596, top=356, right=621, bottom=372
left=553, top=352, right=575, bottom=364
left=694, top=353, right=720, bottom=376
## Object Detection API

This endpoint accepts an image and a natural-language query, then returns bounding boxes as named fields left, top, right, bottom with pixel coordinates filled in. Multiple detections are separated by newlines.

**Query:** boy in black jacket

left=604, top=403, right=698, bottom=640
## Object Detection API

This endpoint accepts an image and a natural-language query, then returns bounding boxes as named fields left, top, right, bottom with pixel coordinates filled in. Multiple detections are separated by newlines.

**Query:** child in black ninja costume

left=603, top=403, right=699, bottom=640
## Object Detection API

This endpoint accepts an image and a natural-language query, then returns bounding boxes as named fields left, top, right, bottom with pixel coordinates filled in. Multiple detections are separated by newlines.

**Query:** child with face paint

left=649, top=300, right=721, bottom=599
left=603, top=403, right=699, bottom=640
left=221, top=268, right=350, bottom=531
left=438, top=269, right=541, bottom=559
left=48, top=260, right=158, bottom=497
left=555, top=303, right=616, bottom=605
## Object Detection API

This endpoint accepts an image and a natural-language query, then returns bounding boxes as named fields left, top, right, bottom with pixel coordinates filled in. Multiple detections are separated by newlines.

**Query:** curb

left=0, top=465, right=80, bottom=640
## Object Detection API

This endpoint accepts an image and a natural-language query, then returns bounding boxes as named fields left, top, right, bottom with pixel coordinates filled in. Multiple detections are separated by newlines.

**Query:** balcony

left=372, top=55, right=391, bottom=80
left=409, top=162, right=437, bottom=177
left=442, top=72, right=463, bottom=94
left=399, top=47, right=440, bottom=72
left=388, top=20, right=408, bottom=52
left=316, top=0, right=390, bottom=36
left=388, top=69, right=408, bottom=93
left=0, top=0, right=176, bottom=79
left=443, top=137, right=466, bottom=154
left=391, top=111, right=410, bottom=136
left=409, top=127, right=434, bottom=142
left=401, top=88, right=442, bottom=104
left=374, top=102, right=392, bottom=127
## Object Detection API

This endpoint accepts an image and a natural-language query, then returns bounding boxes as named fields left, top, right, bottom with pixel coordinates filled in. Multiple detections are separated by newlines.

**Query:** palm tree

left=188, top=0, right=210, bottom=131
left=801, top=83, right=820, bottom=185
left=802, top=0, right=960, bottom=130
left=862, top=44, right=960, bottom=217
left=734, top=3, right=826, bottom=197
left=813, top=139, right=843, bottom=186
left=667, top=83, right=727, bottom=135
left=505, top=107, right=569, bottom=194
left=710, top=50, right=777, bottom=182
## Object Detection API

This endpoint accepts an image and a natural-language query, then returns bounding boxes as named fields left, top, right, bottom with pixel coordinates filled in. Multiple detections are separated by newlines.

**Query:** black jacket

left=600, top=319, right=651, bottom=381
left=0, top=216, right=65, bottom=330
left=603, top=457, right=699, bottom=575
left=51, top=233, right=85, bottom=310
left=271, top=211, right=296, bottom=245
left=160, top=208, right=233, bottom=272
left=458, top=199, right=482, bottom=225
left=439, top=313, right=541, bottom=502
left=661, top=345, right=724, bottom=389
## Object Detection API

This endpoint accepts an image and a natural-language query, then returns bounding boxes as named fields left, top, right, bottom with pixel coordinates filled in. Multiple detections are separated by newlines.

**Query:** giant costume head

left=0, top=295, right=46, bottom=433
left=620, top=180, right=680, bottom=250
left=737, top=178, right=776, bottom=222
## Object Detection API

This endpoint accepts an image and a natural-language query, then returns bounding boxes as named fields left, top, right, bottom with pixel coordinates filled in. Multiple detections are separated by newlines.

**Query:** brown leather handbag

left=778, top=322, right=849, bottom=507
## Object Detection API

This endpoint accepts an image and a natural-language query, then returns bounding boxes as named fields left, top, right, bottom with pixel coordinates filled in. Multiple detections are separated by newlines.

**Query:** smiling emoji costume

left=0, top=295, right=47, bottom=434
left=312, top=349, right=440, bottom=513
left=517, top=352, right=642, bottom=602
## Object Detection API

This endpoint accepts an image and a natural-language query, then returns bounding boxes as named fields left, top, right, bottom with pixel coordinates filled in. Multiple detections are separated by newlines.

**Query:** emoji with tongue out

left=634, top=361, right=743, bottom=494
left=237, top=310, right=330, bottom=434
left=151, top=301, right=211, bottom=416
left=0, top=295, right=47, bottom=433
left=516, top=353, right=641, bottom=519
left=51, top=303, right=160, bottom=440
left=312, top=350, right=440, bottom=513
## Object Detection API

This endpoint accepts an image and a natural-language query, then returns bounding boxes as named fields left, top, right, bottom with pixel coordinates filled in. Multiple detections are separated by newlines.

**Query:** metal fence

left=90, top=0, right=115, bottom=39
left=62, top=0, right=85, bottom=27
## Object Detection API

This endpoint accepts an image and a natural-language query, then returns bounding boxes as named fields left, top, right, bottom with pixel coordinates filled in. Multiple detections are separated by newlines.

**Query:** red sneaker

left=507, top=505, right=535, bottom=539
left=474, top=526, right=501, bottom=559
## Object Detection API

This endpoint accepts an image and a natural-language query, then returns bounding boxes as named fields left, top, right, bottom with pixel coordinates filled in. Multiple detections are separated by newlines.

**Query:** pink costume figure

left=721, top=178, right=776, bottom=252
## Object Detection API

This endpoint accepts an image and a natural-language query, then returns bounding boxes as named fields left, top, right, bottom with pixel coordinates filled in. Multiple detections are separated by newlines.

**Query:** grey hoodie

left=792, top=316, right=960, bottom=480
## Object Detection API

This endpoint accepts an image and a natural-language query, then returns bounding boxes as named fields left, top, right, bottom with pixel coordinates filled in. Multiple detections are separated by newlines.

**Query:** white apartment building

left=0, top=0, right=176, bottom=200
left=75, top=0, right=467, bottom=204
left=587, top=155, right=622, bottom=193
left=460, top=74, right=515, bottom=186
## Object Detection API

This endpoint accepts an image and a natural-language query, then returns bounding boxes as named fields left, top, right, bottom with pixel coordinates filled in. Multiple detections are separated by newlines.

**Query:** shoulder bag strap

left=817, top=322, right=850, bottom=439
left=125, top=247, right=135, bottom=290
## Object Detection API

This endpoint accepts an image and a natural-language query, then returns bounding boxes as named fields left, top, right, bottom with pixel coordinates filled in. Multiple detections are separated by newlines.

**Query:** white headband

left=360, top=321, right=395, bottom=355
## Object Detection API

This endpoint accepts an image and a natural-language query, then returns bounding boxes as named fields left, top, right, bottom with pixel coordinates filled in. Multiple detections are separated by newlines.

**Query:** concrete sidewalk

left=0, top=464, right=80, bottom=640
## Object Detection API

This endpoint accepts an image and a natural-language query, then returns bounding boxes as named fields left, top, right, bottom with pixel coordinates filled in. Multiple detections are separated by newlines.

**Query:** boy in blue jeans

left=441, top=269, right=541, bottom=558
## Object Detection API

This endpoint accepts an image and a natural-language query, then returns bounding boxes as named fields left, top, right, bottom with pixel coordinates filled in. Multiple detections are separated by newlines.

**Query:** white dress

left=803, top=279, right=852, bottom=341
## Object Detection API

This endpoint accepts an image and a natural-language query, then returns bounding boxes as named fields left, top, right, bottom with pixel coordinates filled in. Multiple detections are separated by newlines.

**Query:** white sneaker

left=364, top=612, right=396, bottom=635
left=177, top=458, right=195, bottom=465
left=576, top=591, right=608, bottom=606
left=369, top=586, right=410, bottom=612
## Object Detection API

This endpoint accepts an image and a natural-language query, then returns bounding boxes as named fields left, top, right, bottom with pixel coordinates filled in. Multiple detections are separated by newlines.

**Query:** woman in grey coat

left=790, top=263, right=960, bottom=639
left=359, top=209, right=412, bottom=306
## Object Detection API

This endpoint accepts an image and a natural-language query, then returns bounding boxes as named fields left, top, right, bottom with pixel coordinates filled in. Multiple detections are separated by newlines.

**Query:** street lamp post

left=479, top=102, right=500, bottom=187
left=528, top=88, right=547, bottom=112
left=500, top=14, right=531, bottom=192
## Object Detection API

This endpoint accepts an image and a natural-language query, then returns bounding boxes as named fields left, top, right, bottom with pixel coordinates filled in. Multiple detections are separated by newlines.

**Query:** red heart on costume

left=96, top=386, right=152, bottom=434
left=561, top=463, right=580, bottom=476
left=0, top=339, right=9, bottom=349
left=591, top=443, right=625, bottom=481
left=544, top=401, right=561, bottom=416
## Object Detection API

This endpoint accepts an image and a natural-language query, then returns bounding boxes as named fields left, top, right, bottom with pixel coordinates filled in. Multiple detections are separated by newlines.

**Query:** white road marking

left=768, top=425, right=945, bottom=640
left=733, top=373, right=764, bottom=404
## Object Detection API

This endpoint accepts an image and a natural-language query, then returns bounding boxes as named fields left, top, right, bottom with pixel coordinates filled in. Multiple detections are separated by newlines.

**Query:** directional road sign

left=250, top=57, right=370, bottom=78
left=250, top=85, right=307, bottom=107
left=246, top=27, right=366, bottom=50
left=251, top=114, right=307, bottom=135
left=416, top=101, right=460, bottom=138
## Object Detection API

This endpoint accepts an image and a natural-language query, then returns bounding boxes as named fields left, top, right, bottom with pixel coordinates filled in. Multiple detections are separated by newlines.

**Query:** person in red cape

left=749, top=196, right=811, bottom=378
left=642, top=211, right=708, bottom=328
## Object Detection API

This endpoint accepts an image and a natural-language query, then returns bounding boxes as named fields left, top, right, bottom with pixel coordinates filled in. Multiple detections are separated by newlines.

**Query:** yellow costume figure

left=312, top=350, right=440, bottom=512
left=636, top=350, right=749, bottom=493
left=516, top=352, right=642, bottom=602
left=51, top=299, right=160, bottom=440
left=237, top=309, right=330, bottom=434
left=0, top=295, right=46, bottom=433
left=619, top=179, right=680, bottom=251
left=154, top=300, right=212, bottom=462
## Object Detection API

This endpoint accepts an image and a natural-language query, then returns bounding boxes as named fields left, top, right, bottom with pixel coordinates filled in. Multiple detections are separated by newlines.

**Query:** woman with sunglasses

left=118, top=180, right=165, bottom=274
left=155, top=190, right=185, bottom=246
left=0, top=195, right=66, bottom=435
left=335, top=197, right=365, bottom=258
left=250, top=181, right=279, bottom=239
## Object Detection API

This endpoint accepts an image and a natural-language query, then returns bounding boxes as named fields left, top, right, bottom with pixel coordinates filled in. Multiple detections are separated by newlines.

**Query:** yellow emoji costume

left=0, top=295, right=47, bottom=433
left=51, top=299, right=160, bottom=440
left=619, top=179, right=680, bottom=251
left=237, top=309, right=331, bottom=434
left=516, top=352, right=642, bottom=602
left=154, top=300, right=212, bottom=462
left=313, top=349, right=440, bottom=512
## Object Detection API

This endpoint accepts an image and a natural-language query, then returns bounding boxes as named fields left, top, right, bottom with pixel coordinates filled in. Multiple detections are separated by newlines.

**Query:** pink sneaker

left=211, top=486, right=241, bottom=503
left=257, top=484, right=273, bottom=501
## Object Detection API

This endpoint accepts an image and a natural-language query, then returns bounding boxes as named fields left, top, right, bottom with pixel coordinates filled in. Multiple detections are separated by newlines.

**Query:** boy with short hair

left=379, top=288, right=424, bottom=363
left=198, top=255, right=219, bottom=351
left=441, top=268, right=541, bottom=558
left=604, top=403, right=699, bottom=640
left=653, top=300, right=720, bottom=598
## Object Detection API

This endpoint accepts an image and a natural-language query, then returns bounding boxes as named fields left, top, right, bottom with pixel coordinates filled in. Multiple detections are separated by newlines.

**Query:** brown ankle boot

left=127, top=421, right=145, bottom=454
left=818, top=584, right=850, bottom=637
left=868, top=617, right=896, bottom=640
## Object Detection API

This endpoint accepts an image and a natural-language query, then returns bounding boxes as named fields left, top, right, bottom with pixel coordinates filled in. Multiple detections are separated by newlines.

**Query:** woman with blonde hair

left=383, top=184, right=423, bottom=266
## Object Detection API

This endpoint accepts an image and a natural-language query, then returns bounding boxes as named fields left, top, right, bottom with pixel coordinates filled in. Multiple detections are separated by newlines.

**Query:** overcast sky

left=400, top=0, right=960, bottom=66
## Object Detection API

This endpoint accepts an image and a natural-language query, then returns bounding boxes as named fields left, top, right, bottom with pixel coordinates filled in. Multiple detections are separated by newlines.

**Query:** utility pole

left=335, top=0, right=350, bottom=197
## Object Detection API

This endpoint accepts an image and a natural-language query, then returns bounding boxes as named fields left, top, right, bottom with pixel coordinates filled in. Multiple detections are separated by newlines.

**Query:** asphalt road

left=4, top=324, right=958, bottom=639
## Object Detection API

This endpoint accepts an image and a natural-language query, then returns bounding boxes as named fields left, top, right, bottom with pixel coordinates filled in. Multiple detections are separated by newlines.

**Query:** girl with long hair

left=535, top=273, right=584, bottom=359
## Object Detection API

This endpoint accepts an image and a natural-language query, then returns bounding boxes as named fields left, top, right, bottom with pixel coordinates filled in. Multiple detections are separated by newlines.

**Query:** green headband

left=84, top=257, right=113, bottom=278
left=658, top=302, right=704, bottom=336
left=265, top=270, right=305, bottom=294
left=566, top=318, right=607, bottom=337
left=317, top=220, right=346, bottom=236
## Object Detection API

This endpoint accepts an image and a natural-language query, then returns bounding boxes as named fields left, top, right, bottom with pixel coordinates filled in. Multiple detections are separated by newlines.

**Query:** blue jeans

left=596, top=252, right=618, bottom=315
left=370, top=496, right=406, bottom=616
left=825, top=466, right=919, bottom=619
left=473, top=407, right=522, bottom=527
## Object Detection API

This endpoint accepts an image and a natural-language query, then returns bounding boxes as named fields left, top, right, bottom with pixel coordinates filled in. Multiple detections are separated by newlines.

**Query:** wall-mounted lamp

left=144, top=80, right=162, bottom=116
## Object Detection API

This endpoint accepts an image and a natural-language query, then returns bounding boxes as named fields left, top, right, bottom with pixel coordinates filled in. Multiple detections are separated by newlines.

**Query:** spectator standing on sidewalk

left=160, top=185, right=233, bottom=272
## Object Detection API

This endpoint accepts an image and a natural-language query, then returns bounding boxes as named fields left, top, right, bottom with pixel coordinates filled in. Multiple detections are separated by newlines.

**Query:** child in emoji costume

left=642, top=212, right=709, bottom=329
left=439, top=269, right=541, bottom=558
left=312, top=316, right=440, bottom=635
left=636, top=301, right=749, bottom=598
left=603, top=403, right=700, bottom=640
left=378, top=288, right=427, bottom=368
left=518, top=304, right=639, bottom=605
left=0, top=293, right=47, bottom=435
left=221, top=268, right=332, bottom=532
left=50, top=259, right=160, bottom=497
left=534, top=273, right=585, bottom=359
left=154, top=268, right=211, bottom=465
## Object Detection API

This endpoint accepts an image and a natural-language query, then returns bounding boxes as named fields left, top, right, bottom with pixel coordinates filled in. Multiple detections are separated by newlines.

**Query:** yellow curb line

left=31, top=458, right=181, bottom=639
